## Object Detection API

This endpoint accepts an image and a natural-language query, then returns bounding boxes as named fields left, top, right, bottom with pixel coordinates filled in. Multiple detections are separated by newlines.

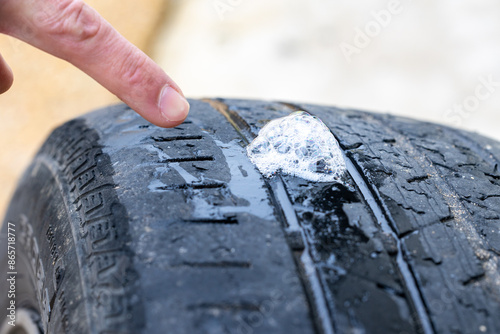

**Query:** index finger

left=0, top=0, right=189, bottom=127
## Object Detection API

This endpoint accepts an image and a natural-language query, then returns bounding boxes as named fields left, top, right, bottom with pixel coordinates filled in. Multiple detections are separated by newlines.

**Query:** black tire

left=1, top=98, right=499, bottom=334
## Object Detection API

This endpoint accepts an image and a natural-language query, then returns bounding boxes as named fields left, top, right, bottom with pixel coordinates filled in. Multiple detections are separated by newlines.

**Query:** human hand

left=0, top=0, right=189, bottom=128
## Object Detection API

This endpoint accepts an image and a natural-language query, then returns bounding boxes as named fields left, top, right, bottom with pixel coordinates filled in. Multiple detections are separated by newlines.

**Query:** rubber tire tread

left=1, top=98, right=499, bottom=334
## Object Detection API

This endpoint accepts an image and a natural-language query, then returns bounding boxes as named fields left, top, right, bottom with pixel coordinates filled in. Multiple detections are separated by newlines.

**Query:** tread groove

left=184, top=217, right=238, bottom=225
left=156, top=182, right=225, bottom=190
left=335, top=131, right=435, bottom=334
left=178, top=261, right=252, bottom=268
left=72, top=183, right=115, bottom=203
left=152, top=135, right=203, bottom=142
left=206, top=98, right=328, bottom=334
left=160, top=156, right=214, bottom=163
left=186, top=303, right=261, bottom=311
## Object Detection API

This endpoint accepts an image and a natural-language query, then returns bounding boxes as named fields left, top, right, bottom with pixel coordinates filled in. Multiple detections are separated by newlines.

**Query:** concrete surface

left=1, top=0, right=499, bottom=220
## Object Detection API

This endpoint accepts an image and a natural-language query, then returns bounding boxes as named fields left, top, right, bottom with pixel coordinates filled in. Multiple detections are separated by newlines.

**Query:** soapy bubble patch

left=246, top=111, right=347, bottom=182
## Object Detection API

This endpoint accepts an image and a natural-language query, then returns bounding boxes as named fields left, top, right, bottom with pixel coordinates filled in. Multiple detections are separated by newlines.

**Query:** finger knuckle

left=35, top=0, right=101, bottom=44
left=118, top=50, right=150, bottom=87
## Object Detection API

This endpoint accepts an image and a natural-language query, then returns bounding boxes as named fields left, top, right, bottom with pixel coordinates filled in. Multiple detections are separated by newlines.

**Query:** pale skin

left=0, top=0, right=190, bottom=128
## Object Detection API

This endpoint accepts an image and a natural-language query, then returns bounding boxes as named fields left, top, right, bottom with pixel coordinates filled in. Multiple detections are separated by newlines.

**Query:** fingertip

left=158, top=85, right=190, bottom=126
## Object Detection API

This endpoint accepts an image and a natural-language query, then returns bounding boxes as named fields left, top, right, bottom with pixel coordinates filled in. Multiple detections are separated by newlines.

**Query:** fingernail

left=159, top=86, right=190, bottom=122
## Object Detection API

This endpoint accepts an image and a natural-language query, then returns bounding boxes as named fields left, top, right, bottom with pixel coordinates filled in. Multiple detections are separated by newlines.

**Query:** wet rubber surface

left=210, top=98, right=500, bottom=334
left=211, top=99, right=423, bottom=333
left=2, top=98, right=499, bottom=333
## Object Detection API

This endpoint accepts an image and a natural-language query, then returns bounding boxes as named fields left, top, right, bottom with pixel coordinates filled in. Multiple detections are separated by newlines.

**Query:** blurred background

left=1, top=0, right=499, bottom=219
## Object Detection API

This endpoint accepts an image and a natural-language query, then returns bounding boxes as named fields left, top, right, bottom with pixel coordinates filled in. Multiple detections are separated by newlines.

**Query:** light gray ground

left=153, top=0, right=500, bottom=140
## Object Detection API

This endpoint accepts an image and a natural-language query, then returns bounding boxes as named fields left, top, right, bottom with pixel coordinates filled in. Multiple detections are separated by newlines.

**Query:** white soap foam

left=246, top=111, right=346, bottom=182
